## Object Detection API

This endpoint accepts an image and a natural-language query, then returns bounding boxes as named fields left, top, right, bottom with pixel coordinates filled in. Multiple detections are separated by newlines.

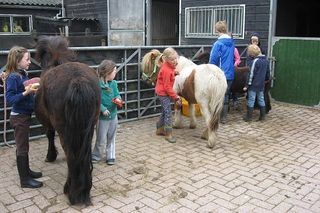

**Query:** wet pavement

left=0, top=101, right=320, bottom=212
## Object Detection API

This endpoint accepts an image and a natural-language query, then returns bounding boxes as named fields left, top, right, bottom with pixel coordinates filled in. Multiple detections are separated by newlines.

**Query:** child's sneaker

left=92, top=158, right=99, bottom=164
left=106, top=159, right=115, bottom=165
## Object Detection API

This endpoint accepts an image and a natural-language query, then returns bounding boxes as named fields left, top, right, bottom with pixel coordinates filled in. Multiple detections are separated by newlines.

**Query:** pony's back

left=175, top=56, right=196, bottom=74
left=35, top=35, right=100, bottom=205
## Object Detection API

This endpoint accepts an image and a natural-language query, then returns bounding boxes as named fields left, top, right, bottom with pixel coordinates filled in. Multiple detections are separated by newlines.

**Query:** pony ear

left=151, top=52, right=158, bottom=60
left=150, top=49, right=161, bottom=60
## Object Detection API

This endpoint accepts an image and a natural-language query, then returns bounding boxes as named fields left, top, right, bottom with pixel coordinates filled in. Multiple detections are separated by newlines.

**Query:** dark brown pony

left=35, top=36, right=100, bottom=205
left=196, top=51, right=271, bottom=113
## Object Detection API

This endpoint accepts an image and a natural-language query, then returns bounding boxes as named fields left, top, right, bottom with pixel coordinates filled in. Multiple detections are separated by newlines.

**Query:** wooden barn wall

left=64, top=0, right=108, bottom=34
left=0, top=7, right=59, bottom=17
left=0, top=7, right=61, bottom=49
left=181, top=0, right=270, bottom=54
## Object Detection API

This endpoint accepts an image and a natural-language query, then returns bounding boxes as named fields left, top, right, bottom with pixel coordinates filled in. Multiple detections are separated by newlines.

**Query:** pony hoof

left=206, top=144, right=215, bottom=149
left=201, top=135, right=208, bottom=140
left=189, top=125, right=196, bottom=129
left=173, top=125, right=183, bottom=129
left=45, top=156, right=56, bottom=162
left=201, top=131, right=208, bottom=140
left=64, top=185, right=69, bottom=195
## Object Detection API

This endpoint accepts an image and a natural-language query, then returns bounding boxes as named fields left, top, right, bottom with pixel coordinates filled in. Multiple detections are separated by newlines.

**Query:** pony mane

left=35, top=36, right=76, bottom=70
left=175, top=56, right=196, bottom=73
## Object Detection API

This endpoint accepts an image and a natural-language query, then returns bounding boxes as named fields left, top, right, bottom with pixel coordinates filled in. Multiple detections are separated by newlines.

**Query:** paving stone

left=0, top=202, right=9, bottom=213
left=6, top=199, right=33, bottom=212
left=273, top=202, right=293, bottom=212
left=0, top=102, right=319, bottom=212
left=25, top=205, right=42, bottom=213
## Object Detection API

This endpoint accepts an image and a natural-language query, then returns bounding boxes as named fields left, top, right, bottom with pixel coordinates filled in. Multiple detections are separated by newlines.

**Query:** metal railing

left=1, top=44, right=220, bottom=146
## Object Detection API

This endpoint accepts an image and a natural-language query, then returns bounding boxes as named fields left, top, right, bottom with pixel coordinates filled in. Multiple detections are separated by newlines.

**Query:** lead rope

left=1, top=75, right=14, bottom=148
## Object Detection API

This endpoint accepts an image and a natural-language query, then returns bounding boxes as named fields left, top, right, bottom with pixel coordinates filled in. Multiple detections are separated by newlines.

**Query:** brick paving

left=0, top=101, right=320, bottom=212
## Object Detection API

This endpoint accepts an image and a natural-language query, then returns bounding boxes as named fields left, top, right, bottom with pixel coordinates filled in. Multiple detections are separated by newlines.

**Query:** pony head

left=141, top=49, right=162, bottom=86
left=35, top=36, right=76, bottom=71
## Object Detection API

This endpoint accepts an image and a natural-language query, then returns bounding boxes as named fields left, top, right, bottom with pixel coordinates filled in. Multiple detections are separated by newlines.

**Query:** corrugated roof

left=0, top=0, right=61, bottom=6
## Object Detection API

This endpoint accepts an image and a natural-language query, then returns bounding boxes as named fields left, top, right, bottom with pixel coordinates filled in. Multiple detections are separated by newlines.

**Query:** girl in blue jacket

left=5, top=46, right=43, bottom=188
left=209, top=21, right=235, bottom=124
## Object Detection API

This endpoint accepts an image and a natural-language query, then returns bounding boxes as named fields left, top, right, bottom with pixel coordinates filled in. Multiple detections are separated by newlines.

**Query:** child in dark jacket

left=243, top=44, right=270, bottom=122
left=5, top=46, right=43, bottom=188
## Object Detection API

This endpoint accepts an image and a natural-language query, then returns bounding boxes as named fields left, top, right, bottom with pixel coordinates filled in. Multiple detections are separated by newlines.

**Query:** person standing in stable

left=209, top=20, right=235, bottom=124
left=5, top=46, right=43, bottom=188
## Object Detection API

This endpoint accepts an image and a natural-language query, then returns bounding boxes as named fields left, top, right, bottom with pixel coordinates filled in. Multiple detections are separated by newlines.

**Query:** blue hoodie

left=209, top=34, right=235, bottom=80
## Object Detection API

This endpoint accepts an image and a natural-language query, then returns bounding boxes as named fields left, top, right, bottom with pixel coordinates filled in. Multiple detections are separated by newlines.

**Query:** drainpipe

left=178, top=0, right=181, bottom=45
left=146, top=0, right=151, bottom=45
left=268, top=0, right=276, bottom=58
left=268, top=0, right=277, bottom=87
left=61, top=0, right=69, bottom=37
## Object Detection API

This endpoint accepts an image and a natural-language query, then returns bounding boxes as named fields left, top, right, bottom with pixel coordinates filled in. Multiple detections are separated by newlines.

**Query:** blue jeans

left=247, top=90, right=265, bottom=108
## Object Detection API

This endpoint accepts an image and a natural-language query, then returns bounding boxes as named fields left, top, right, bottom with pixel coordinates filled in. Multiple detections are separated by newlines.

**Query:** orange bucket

left=181, top=98, right=202, bottom=117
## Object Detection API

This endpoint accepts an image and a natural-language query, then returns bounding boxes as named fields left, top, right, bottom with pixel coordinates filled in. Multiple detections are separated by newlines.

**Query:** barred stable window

left=185, top=4, right=245, bottom=39
left=0, top=15, right=32, bottom=34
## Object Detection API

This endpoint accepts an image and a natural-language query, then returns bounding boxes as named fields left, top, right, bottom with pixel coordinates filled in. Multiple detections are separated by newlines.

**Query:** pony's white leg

left=207, top=130, right=217, bottom=149
left=173, top=105, right=183, bottom=129
left=201, top=128, right=208, bottom=140
left=198, top=104, right=210, bottom=140
left=199, top=104, right=216, bottom=148
left=189, top=104, right=197, bottom=129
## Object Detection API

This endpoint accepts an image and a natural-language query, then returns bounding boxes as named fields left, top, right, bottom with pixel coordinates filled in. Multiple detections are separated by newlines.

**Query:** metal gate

left=0, top=45, right=214, bottom=146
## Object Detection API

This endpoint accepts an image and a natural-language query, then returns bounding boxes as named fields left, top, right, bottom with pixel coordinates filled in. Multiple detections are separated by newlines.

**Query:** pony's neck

left=176, top=56, right=196, bottom=73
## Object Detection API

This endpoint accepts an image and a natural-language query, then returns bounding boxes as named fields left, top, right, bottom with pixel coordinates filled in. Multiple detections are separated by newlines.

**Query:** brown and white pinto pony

left=142, top=49, right=227, bottom=148
left=35, top=36, right=100, bottom=205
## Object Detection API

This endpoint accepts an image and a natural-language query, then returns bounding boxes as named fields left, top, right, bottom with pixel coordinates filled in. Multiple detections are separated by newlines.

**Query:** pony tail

left=208, top=69, right=227, bottom=132
left=63, top=74, right=100, bottom=205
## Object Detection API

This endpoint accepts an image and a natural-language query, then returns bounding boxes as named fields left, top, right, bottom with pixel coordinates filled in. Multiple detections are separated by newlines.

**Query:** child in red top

left=155, top=47, right=181, bottom=143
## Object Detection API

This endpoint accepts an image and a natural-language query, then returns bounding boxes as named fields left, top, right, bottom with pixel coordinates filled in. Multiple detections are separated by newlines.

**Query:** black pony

left=196, top=51, right=271, bottom=113
left=35, top=36, right=100, bottom=205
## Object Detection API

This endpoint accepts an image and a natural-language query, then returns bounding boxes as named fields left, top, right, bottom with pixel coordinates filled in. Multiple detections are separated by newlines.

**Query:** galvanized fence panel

left=1, top=45, right=217, bottom=146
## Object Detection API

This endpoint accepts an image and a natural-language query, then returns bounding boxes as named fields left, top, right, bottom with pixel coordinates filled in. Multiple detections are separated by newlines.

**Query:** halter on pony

left=141, top=62, right=158, bottom=86
left=141, top=49, right=162, bottom=86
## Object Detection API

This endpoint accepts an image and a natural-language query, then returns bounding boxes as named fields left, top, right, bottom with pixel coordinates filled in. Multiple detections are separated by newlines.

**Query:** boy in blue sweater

left=243, top=45, right=270, bottom=122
